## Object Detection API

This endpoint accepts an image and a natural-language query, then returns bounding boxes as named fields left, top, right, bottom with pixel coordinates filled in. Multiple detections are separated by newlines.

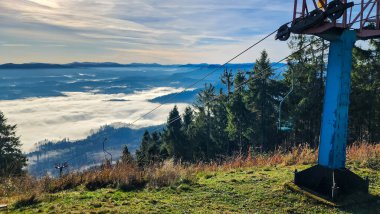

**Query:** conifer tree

left=0, top=111, right=26, bottom=177
left=226, top=71, right=251, bottom=153
left=221, top=68, right=234, bottom=96
left=121, top=145, right=133, bottom=164
left=245, top=50, right=280, bottom=150
left=193, top=84, right=217, bottom=159
left=136, top=130, right=151, bottom=166
left=210, top=94, right=230, bottom=156
left=284, top=36, right=325, bottom=147
left=181, top=107, right=194, bottom=160
left=162, top=106, right=184, bottom=160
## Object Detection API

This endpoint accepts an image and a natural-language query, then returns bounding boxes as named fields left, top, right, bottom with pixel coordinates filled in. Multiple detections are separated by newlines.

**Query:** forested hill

left=26, top=124, right=162, bottom=177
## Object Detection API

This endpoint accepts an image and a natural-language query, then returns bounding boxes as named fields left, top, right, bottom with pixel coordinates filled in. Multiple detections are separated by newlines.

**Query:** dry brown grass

left=2, top=143, right=380, bottom=207
left=218, top=144, right=318, bottom=171
left=186, top=143, right=380, bottom=173
left=347, top=142, right=380, bottom=169
left=146, top=159, right=197, bottom=188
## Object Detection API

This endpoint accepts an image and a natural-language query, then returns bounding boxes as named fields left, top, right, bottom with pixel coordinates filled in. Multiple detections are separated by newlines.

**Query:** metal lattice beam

left=292, top=0, right=380, bottom=39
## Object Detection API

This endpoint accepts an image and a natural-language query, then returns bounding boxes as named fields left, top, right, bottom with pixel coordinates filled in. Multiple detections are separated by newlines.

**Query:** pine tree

left=209, top=92, right=230, bottom=156
left=136, top=130, right=151, bottom=167
left=0, top=111, right=26, bottom=177
left=181, top=107, right=194, bottom=161
left=182, top=107, right=193, bottom=131
left=187, top=109, right=209, bottom=160
left=121, top=145, right=133, bottom=164
left=162, top=106, right=184, bottom=160
left=226, top=71, right=251, bottom=153
left=245, top=50, right=280, bottom=150
left=221, top=68, right=234, bottom=96
left=149, top=131, right=164, bottom=162
left=284, top=35, right=325, bottom=147
left=194, top=84, right=217, bottom=159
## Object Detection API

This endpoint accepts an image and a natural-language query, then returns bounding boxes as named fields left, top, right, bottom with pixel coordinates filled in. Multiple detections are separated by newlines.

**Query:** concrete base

left=294, top=165, right=369, bottom=201
left=285, top=182, right=375, bottom=207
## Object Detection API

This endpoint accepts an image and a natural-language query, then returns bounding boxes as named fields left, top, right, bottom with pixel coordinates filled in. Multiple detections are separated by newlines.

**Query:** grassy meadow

left=1, top=143, right=380, bottom=213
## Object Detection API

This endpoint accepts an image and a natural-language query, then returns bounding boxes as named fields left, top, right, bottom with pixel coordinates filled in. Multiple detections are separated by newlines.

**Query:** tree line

left=135, top=36, right=380, bottom=166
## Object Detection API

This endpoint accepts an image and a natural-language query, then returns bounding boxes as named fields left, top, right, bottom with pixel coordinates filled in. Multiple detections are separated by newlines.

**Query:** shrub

left=45, top=173, right=82, bottom=193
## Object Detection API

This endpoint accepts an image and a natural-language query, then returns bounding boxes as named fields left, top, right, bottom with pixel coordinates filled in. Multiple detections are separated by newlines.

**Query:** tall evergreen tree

left=221, top=68, right=234, bottom=96
left=194, top=84, right=216, bottom=159
left=245, top=50, right=281, bottom=150
left=226, top=71, right=251, bottom=153
left=121, top=145, right=133, bottom=164
left=187, top=109, right=209, bottom=161
left=0, top=111, right=26, bottom=177
left=181, top=107, right=194, bottom=160
left=284, top=35, right=325, bottom=147
left=210, top=93, right=230, bottom=156
left=162, top=105, right=184, bottom=160
left=136, top=130, right=151, bottom=166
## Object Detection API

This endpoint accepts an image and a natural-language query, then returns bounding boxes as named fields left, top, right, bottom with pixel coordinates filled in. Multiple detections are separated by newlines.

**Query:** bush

left=46, top=173, right=82, bottom=193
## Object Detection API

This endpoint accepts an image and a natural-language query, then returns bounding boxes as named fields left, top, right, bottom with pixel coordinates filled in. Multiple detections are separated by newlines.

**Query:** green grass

left=7, top=165, right=380, bottom=213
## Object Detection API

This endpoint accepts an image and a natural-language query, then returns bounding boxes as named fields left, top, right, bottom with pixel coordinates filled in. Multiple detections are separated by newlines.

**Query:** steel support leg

left=294, top=31, right=369, bottom=200
left=318, top=30, right=357, bottom=169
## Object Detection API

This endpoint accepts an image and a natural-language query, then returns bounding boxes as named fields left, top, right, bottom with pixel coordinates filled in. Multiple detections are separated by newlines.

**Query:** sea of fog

left=0, top=64, right=285, bottom=152
left=0, top=65, right=219, bottom=151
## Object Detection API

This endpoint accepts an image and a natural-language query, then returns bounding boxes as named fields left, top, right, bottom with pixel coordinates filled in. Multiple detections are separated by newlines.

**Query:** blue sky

left=0, top=0, right=294, bottom=64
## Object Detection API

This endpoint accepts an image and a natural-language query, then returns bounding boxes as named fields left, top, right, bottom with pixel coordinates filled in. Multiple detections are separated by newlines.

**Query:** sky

left=0, top=0, right=294, bottom=64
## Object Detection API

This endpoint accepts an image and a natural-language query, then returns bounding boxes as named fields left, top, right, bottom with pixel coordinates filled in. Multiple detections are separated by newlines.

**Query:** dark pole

left=55, top=162, right=68, bottom=177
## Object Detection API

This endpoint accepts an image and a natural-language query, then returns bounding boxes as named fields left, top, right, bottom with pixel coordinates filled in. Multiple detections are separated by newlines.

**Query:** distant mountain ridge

left=0, top=62, right=168, bottom=69
left=0, top=62, right=228, bottom=69
left=0, top=62, right=287, bottom=69
left=0, top=62, right=284, bottom=69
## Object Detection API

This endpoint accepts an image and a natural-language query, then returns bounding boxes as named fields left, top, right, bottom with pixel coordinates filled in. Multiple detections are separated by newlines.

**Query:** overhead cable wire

left=150, top=40, right=328, bottom=133
left=128, top=29, right=280, bottom=126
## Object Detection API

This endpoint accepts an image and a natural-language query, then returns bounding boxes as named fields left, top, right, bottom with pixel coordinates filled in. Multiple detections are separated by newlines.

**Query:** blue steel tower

left=276, top=0, right=380, bottom=200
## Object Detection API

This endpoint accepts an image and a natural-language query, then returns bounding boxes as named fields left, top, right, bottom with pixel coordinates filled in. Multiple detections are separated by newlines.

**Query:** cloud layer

left=0, top=0, right=292, bottom=64
left=0, top=87, right=188, bottom=151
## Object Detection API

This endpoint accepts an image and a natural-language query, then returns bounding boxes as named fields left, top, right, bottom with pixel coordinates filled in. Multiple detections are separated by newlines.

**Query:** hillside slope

left=7, top=164, right=380, bottom=213
left=27, top=124, right=162, bottom=177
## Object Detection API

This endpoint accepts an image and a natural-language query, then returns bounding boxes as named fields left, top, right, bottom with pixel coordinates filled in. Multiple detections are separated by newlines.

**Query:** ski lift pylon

left=277, top=0, right=379, bottom=201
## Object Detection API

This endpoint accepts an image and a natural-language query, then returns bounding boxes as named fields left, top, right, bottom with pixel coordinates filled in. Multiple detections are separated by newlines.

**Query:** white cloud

left=2, top=43, right=30, bottom=47
left=43, top=44, right=65, bottom=47
left=0, top=0, right=293, bottom=64
left=0, top=87, right=189, bottom=152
